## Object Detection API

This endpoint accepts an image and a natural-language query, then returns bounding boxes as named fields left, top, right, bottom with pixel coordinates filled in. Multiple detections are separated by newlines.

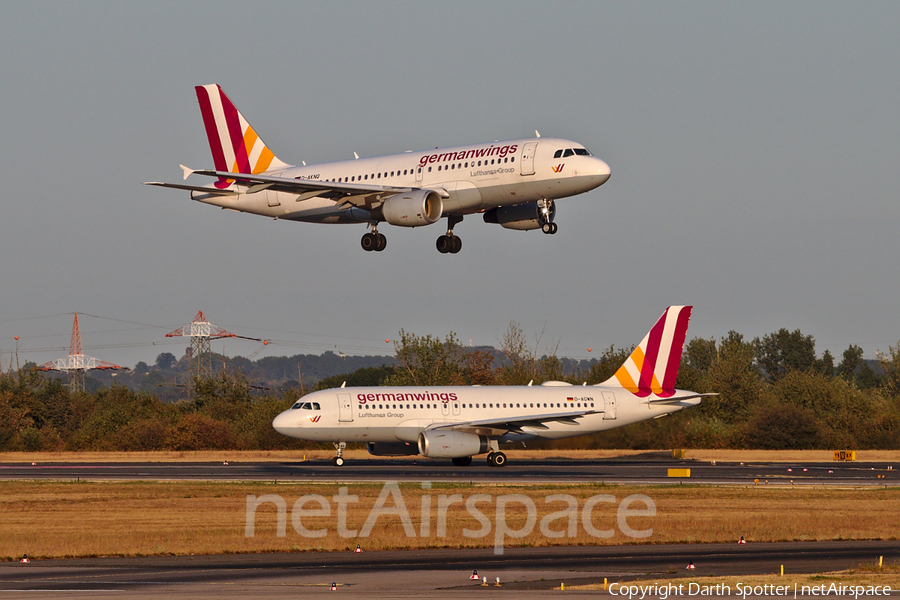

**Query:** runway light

left=686, top=561, right=696, bottom=570
left=355, top=544, right=362, bottom=553
left=470, top=570, right=479, bottom=580
left=20, top=554, right=29, bottom=564
left=385, top=339, right=390, bottom=343
left=14, top=336, right=18, bottom=341
left=587, top=348, right=592, bottom=352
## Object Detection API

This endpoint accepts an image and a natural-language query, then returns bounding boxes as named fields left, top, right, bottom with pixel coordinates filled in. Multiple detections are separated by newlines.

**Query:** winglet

left=180, top=164, right=195, bottom=181
left=602, top=306, right=693, bottom=398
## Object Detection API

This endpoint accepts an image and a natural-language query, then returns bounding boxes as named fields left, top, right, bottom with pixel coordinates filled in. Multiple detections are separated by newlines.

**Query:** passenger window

left=438, top=165, right=442, bottom=171
left=554, top=149, right=563, bottom=158
left=511, top=157, right=514, bottom=162
left=451, top=164, right=454, bottom=170
left=563, top=149, right=575, bottom=158
left=428, top=167, right=432, bottom=172
left=377, top=173, right=381, bottom=178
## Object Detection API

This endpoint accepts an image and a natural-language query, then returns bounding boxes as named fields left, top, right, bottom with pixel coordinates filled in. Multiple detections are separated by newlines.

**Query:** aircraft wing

left=187, top=169, right=416, bottom=209
left=643, top=393, right=719, bottom=405
left=430, top=409, right=602, bottom=437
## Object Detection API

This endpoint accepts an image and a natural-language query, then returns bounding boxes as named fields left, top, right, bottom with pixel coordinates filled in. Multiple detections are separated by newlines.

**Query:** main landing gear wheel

left=436, top=235, right=462, bottom=254
left=541, top=222, right=558, bottom=235
left=452, top=456, right=473, bottom=467
left=361, top=232, right=387, bottom=252
left=332, top=456, right=345, bottom=466
left=487, top=452, right=507, bottom=467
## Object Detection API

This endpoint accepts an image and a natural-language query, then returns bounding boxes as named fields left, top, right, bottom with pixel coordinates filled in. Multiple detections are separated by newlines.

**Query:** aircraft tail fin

left=194, top=84, right=290, bottom=176
left=602, top=306, right=692, bottom=398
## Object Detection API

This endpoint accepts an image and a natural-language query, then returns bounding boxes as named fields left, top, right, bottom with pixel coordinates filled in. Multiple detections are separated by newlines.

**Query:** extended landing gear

left=487, top=452, right=507, bottom=467
left=538, top=198, right=557, bottom=234
left=436, top=215, right=463, bottom=254
left=332, top=442, right=346, bottom=467
left=452, top=456, right=473, bottom=467
left=361, top=224, right=387, bottom=252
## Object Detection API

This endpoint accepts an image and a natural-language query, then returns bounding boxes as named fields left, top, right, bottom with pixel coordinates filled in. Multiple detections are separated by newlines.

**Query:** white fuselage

left=190, top=137, right=610, bottom=223
left=272, top=383, right=700, bottom=446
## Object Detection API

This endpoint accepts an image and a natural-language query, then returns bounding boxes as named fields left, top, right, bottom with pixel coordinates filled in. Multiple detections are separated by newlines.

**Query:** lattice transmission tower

left=166, top=311, right=236, bottom=385
left=36, top=314, right=128, bottom=392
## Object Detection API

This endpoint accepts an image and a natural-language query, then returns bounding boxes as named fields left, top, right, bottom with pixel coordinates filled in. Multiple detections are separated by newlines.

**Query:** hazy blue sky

left=1, top=1, right=898, bottom=370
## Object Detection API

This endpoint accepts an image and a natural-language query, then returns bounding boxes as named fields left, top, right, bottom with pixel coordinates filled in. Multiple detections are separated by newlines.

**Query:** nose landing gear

left=332, top=442, right=347, bottom=466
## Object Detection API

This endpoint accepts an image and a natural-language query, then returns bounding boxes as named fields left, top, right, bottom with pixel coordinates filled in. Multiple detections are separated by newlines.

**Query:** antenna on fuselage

left=341, top=381, right=346, bottom=388
left=353, top=152, right=359, bottom=160
left=535, top=130, right=541, bottom=138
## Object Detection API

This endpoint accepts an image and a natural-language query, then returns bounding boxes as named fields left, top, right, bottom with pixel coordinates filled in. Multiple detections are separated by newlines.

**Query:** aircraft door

left=338, top=393, right=353, bottom=422
left=441, top=400, right=450, bottom=416
left=265, top=189, right=281, bottom=207
left=452, top=400, right=460, bottom=416
left=416, top=165, right=424, bottom=183
left=520, top=142, right=538, bottom=176
left=602, top=391, right=617, bottom=420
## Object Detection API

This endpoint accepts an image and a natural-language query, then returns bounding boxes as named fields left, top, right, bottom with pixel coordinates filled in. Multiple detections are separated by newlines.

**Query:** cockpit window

left=574, top=148, right=591, bottom=156
left=554, top=149, right=563, bottom=158
left=563, top=149, right=575, bottom=158
left=290, top=401, right=320, bottom=410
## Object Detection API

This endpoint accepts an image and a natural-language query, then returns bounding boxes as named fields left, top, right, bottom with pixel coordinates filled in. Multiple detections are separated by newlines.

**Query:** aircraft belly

left=441, top=181, right=483, bottom=212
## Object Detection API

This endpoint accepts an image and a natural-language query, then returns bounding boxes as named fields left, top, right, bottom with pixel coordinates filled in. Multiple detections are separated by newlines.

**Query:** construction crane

left=36, top=314, right=128, bottom=392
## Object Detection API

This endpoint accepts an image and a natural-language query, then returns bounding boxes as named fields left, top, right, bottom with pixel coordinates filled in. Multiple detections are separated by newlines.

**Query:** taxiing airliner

left=272, top=306, right=714, bottom=466
left=145, top=84, right=611, bottom=253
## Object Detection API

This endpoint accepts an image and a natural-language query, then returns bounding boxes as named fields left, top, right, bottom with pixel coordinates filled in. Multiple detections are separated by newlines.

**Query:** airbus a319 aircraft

left=273, top=306, right=714, bottom=467
left=145, top=84, right=611, bottom=253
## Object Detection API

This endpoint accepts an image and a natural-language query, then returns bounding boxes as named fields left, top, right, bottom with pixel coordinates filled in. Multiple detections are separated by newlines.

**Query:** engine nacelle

left=380, top=190, right=443, bottom=227
left=483, top=200, right=556, bottom=231
left=417, top=430, right=490, bottom=458
left=366, top=442, right=419, bottom=456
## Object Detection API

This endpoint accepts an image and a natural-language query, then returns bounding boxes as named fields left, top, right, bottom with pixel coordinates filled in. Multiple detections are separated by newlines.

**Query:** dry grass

left=0, top=481, right=897, bottom=560
left=2, top=449, right=899, bottom=463
left=573, top=561, right=900, bottom=590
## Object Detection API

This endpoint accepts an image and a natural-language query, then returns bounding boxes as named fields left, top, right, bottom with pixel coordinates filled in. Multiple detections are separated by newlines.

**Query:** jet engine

left=482, top=199, right=556, bottom=231
left=366, top=442, right=419, bottom=456
left=380, top=190, right=443, bottom=227
left=417, top=430, right=490, bottom=458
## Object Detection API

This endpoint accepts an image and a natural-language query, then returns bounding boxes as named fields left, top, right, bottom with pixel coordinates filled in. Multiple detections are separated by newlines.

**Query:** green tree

left=753, top=328, right=818, bottom=381
left=385, top=330, right=466, bottom=386
left=837, top=345, right=864, bottom=384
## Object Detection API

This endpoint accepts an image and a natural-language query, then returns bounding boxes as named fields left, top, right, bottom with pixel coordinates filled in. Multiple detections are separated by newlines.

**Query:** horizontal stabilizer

left=142, top=182, right=238, bottom=195
left=643, top=393, right=719, bottom=405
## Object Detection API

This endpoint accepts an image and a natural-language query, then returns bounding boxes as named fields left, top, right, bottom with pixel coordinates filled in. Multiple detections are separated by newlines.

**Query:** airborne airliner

left=145, top=84, right=611, bottom=253
left=272, top=306, right=714, bottom=467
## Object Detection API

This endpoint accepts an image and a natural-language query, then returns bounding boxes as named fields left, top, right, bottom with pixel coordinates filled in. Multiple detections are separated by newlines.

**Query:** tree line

left=1, top=323, right=898, bottom=451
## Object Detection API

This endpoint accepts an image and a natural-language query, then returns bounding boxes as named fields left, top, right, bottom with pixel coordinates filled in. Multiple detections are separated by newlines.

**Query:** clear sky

left=1, top=1, right=898, bottom=370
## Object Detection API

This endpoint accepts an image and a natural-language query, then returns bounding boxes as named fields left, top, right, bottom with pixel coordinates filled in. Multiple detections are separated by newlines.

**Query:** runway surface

left=0, top=456, right=897, bottom=485
left=1, top=541, right=897, bottom=599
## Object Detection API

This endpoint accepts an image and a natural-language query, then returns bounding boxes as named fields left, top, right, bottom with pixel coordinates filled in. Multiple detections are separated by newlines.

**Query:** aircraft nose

left=272, top=410, right=297, bottom=435
left=595, top=158, right=611, bottom=185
